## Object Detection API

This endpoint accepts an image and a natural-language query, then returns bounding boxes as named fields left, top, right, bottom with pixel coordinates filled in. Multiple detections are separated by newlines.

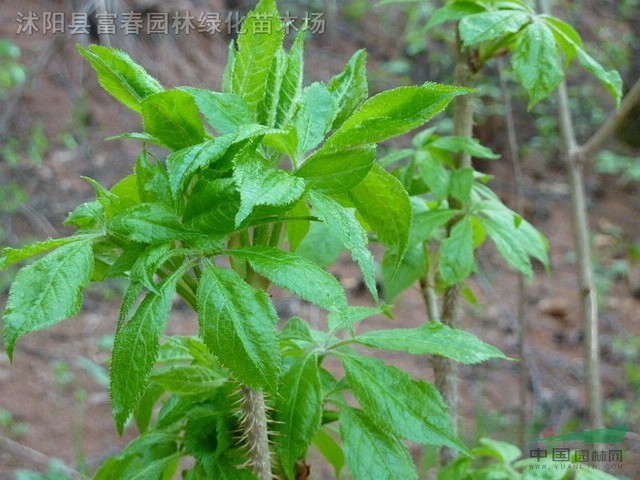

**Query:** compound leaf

left=512, top=20, right=564, bottom=108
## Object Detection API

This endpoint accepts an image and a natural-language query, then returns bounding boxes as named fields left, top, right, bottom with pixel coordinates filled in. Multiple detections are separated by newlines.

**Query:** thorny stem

left=241, top=386, right=273, bottom=480
left=234, top=229, right=274, bottom=479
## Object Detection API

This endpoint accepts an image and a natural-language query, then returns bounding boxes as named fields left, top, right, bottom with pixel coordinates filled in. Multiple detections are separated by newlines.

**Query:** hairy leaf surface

left=77, top=44, right=162, bottom=112
left=356, top=323, right=506, bottom=364
left=340, top=407, right=417, bottom=480
left=228, top=246, right=347, bottom=312
left=309, top=191, right=377, bottom=298
left=197, top=262, right=280, bottom=392
left=3, top=241, right=94, bottom=358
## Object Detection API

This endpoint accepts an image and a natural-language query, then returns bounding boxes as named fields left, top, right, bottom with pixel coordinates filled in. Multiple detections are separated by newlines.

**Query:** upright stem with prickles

left=241, top=386, right=272, bottom=480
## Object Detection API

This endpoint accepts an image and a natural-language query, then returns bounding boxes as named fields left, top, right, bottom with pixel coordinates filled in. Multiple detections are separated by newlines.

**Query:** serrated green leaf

left=381, top=244, right=426, bottom=302
left=108, top=203, right=191, bottom=244
left=418, top=152, right=451, bottom=202
left=356, top=322, right=506, bottom=364
left=228, top=246, right=347, bottom=312
left=449, top=167, right=475, bottom=204
left=183, top=178, right=240, bottom=236
left=409, top=209, right=458, bottom=245
left=233, top=148, right=306, bottom=226
left=135, top=151, right=173, bottom=208
left=341, top=354, right=465, bottom=452
left=133, top=382, right=164, bottom=434
left=295, top=221, right=344, bottom=267
left=482, top=215, right=533, bottom=277
left=166, top=136, right=236, bottom=196
left=232, top=0, right=284, bottom=116
left=197, top=262, right=280, bottom=392
left=430, top=136, right=501, bottom=159
left=327, top=306, right=383, bottom=332
left=476, top=201, right=549, bottom=275
left=541, top=16, right=621, bottom=104
left=312, top=428, right=345, bottom=478
left=275, top=30, right=305, bottom=127
left=478, top=437, right=521, bottom=464
left=64, top=200, right=105, bottom=229
left=129, top=244, right=179, bottom=294
left=274, top=352, right=322, bottom=479
left=296, top=146, right=375, bottom=193
left=340, top=407, right=418, bottom=480
left=294, top=82, right=338, bottom=161
left=542, top=15, right=582, bottom=64
left=151, top=365, right=227, bottom=395
left=351, top=163, right=412, bottom=264
left=82, top=176, right=136, bottom=219
left=459, top=10, right=531, bottom=46
left=426, top=2, right=486, bottom=32
left=141, top=90, right=205, bottom=151
left=0, top=235, right=100, bottom=270
left=512, top=20, right=565, bottom=108
left=327, top=50, right=368, bottom=130
left=2, top=241, right=94, bottom=359
left=286, top=200, right=311, bottom=253
left=222, top=40, right=236, bottom=94
left=576, top=49, right=622, bottom=106
left=110, top=270, right=182, bottom=433
left=77, top=44, right=162, bottom=113
left=259, top=48, right=287, bottom=128
left=439, top=216, right=474, bottom=285
left=325, top=83, right=471, bottom=150
left=309, top=191, right=377, bottom=299
left=127, top=453, right=181, bottom=480
left=180, top=87, right=252, bottom=135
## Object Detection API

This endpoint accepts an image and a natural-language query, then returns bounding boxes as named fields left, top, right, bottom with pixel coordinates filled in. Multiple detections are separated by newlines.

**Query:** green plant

left=596, top=150, right=640, bottom=184
left=0, top=38, right=25, bottom=98
left=0, top=1, right=514, bottom=478
left=438, top=437, right=619, bottom=479
left=0, top=406, right=29, bottom=438
left=380, top=0, right=626, bottom=450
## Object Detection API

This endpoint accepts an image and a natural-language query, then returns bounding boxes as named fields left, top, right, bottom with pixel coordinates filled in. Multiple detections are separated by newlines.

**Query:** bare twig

left=580, top=76, right=640, bottom=159
left=0, top=434, right=87, bottom=479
